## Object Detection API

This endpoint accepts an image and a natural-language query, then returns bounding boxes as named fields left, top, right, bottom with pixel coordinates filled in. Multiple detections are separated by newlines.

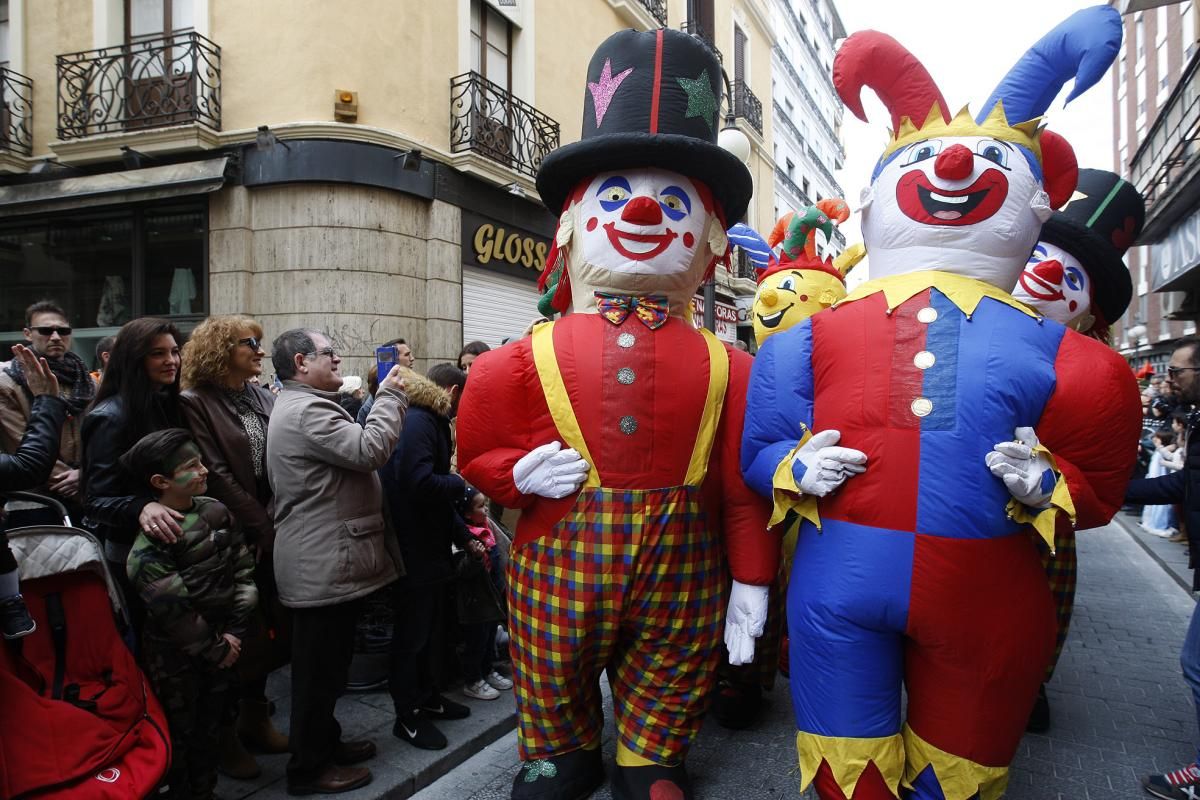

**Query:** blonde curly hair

left=181, top=315, right=264, bottom=390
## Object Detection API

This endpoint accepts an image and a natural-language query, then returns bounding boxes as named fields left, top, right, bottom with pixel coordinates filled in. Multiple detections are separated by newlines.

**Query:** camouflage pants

left=143, top=636, right=235, bottom=800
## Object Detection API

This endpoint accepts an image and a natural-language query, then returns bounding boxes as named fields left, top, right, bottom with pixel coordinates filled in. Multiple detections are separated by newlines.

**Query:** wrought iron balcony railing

left=639, top=0, right=668, bottom=27
left=1131, top=52, right=1200, bottom=234
left=735, top=247, right=758, bottom=280
left=732, top=79, right=763, bottom=136
left=450, top=71, right=560, bottom=180
left=56, top=31, right=220, bottom=140
left=680, top=21, right=723, bottom=64
left=775, top=166, right=812, bottom=210
left=0, top=67, right=33, bottom=156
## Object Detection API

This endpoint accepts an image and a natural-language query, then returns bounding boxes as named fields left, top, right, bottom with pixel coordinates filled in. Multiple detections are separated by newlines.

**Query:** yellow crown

left=882, top=101, right=1043, bottom=161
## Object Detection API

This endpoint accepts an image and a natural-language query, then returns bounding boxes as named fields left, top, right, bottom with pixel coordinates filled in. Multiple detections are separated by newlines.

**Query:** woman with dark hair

left=82, top=317, right=183, bottom=585
left=457, top=340, right=490, bottom=373
left=178, top=315, right=289, bottom=778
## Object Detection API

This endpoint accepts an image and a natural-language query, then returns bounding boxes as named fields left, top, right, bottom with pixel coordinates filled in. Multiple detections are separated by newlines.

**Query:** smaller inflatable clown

left=741, top=7, right=1141, bottom=800
left=752, top=200, right=862, bottom=347
left=1012, top=167, right=1145, bottom=731
left=457, top=28, right=775, bottom=800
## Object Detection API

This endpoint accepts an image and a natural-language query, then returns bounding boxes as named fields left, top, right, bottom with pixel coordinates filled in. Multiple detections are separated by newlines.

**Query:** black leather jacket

left=81, top=396, right=168, bottom=550
left=0, top=395, right=68, bottom=492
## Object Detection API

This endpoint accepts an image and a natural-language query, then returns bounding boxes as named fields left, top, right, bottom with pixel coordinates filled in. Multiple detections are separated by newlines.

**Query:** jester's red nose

left=934, top=144, right=974, bottom=181
left=621, top=195, right=663, bottom=226
left=1031, top=259, right=1064, bottom=284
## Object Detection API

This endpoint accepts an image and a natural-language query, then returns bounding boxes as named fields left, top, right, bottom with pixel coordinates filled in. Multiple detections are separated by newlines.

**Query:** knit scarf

left=6, top=350, right=95, bottom=414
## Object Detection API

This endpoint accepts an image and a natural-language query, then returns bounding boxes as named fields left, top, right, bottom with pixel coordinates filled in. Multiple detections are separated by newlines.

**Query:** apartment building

left=0, top=0, right=775, bottom=374
left=1111, top=0, right=1200, bottom=373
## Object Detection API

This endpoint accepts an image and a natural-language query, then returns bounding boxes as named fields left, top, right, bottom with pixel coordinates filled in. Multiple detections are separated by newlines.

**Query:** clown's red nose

left=934, top=144, right=974, bottom=181
left=1031, top=258, right=1064, bottom=284
left=622, top=195, right=663, bottom=225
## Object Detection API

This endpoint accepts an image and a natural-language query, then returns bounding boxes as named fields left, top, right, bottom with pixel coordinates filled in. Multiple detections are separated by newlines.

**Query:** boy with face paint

left=124, top=428, right=257, bottom=800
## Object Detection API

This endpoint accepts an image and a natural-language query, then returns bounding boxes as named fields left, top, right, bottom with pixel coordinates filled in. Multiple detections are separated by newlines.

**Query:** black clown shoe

left=510, top=747, right=604, bottom=800
left=611, top=762, right=693, bottom=800
left=711, top=679, right=763, bottom=730
left=1025, top=683, right=1051, bottom=733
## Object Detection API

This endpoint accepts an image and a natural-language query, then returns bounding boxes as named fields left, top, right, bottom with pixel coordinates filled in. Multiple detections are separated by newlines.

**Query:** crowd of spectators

left=0, top=302, right=512, bottom=798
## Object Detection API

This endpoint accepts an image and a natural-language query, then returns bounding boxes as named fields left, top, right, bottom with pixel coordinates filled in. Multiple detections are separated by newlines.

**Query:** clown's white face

left=860, top=134, right=1052, bottom=290
left=1012, top=241, right=1094, bottom=330
left=577, top=168, right=711, bottom=275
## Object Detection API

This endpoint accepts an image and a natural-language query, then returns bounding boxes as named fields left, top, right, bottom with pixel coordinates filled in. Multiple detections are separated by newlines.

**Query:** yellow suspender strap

left=531, top=321, right=601, bottom=488
left=531, top=321, right=729, bottom=489
left=686, top=328, right=729, bottom=485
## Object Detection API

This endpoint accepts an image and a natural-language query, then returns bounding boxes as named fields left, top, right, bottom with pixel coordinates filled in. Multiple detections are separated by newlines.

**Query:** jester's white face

left=578, top=168, right=712, bottom=275
left=861, top=134, right=1052, bottom=289
left=1012, top=240, right=1093, bottom=329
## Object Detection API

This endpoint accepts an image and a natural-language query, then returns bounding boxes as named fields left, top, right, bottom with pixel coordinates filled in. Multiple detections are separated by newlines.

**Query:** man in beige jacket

left=266, top=328, right=407, bottom=797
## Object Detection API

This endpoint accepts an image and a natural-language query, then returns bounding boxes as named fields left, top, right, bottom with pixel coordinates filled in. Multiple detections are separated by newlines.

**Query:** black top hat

left=1038, top=168, right=1144, bottom=325
left=536, top=28, right=752, bottom=223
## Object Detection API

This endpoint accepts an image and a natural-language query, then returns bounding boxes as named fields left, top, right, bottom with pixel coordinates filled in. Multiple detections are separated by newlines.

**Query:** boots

left=238, top=698, right=290, bottom=754
left=218, top=721, right=262, bottom=779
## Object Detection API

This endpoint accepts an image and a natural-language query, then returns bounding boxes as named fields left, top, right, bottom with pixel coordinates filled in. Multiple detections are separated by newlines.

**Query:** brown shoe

left=1169, top=532, right=1187, bottom=542
left=218, top=721, right=262, bottom=780
left=238, top=699, right=290, bottom=754
left=333, top=739, right=376, bottom=766
left=286, top=765, right=371, bottom=796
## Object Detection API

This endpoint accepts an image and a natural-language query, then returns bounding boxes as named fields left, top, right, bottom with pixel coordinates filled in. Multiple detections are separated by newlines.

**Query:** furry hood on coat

left=402, top=370, right=454, bottom=416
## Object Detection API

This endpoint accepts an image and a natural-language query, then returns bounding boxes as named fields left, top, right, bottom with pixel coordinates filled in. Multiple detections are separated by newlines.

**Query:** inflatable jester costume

left=741, top=8, right=1141, bottom=800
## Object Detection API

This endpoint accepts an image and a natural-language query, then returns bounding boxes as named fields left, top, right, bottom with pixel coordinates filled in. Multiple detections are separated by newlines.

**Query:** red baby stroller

left=0, top=492, right=170, bottom=798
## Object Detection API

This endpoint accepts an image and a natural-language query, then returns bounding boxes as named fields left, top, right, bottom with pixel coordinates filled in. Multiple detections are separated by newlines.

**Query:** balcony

left=732, top=80, right=763, bottom=136
left=56, top=31, right=220, bottom=141
left=0, top=67, right=33, bottom=157
left=640, top=0, right=668, bottom=26
left=775, top=166, right=812, bottom=209
left=1131, top=52, right=1200, bottom=241
left=735, top=247, right=758, bottom=280
left=449, top=71, right=560, bottom=181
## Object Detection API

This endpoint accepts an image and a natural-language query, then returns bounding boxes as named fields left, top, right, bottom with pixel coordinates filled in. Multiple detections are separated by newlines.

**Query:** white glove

left=512, top=441, right=590, bottom=499
left=985, top=426, right=1055, bottom=508
left=792, top=429, right=868, bottom=497
left=725, top=580, right=770, bottom=666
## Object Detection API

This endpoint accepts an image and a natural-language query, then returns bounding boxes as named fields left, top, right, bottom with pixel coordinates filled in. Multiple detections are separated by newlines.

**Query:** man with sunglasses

left=1127, top=337, right=1200, bottom=799
left=0, top=300, right=95, bottom=525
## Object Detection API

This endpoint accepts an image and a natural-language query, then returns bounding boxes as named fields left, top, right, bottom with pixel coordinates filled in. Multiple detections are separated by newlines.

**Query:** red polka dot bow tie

left=594, top=292, right=670, bottom=330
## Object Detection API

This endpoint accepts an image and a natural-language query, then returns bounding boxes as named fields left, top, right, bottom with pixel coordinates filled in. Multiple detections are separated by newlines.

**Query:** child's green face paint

left=167, top=443, right=207, bottom=492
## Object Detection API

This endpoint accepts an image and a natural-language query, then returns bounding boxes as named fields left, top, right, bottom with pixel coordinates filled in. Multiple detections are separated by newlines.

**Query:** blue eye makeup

left=598, top=176, right=633, bottom=211
left=658, top=185, right=692, bottom=221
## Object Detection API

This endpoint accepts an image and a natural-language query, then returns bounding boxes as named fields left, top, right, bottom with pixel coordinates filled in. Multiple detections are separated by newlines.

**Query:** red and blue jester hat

left=835, top=4, right=1121, bottom=292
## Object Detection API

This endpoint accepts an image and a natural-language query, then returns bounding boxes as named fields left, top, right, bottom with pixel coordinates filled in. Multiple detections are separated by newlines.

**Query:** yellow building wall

left=23, top=0, right=94, bottom=158
left=210, top=0, right=459, bottom=146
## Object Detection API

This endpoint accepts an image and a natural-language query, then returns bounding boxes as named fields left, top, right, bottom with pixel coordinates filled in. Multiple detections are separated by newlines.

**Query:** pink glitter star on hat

left=588, top=58, right=634, bottom=128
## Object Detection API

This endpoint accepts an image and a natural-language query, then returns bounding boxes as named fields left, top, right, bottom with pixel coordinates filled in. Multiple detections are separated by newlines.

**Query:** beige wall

left=208, top=184, right=463, bottom=380
left=23, top=0, right=93, bottom=158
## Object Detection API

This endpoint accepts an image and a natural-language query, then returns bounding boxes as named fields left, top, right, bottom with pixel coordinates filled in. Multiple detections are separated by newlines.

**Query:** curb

left=376, top=710, right=517, bottom=799
left=1110, top=512, right=1193, bottom=596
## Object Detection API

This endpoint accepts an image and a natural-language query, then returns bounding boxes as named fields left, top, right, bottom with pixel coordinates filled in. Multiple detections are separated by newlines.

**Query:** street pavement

left=222, top=516, right=1199, bottom=799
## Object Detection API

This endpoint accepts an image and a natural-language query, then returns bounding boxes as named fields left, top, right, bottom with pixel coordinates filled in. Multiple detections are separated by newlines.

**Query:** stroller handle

left=1, top=491, right=72, bottom=527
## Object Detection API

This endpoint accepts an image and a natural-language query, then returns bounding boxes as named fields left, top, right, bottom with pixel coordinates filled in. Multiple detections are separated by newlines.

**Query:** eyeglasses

left=1167, top=366, right=1200, bottom=379
left=237, top=336, right=262, bottom=351
left=32, top=326, right=71, bottom=337
left=306, top=347, right=338, bottom=360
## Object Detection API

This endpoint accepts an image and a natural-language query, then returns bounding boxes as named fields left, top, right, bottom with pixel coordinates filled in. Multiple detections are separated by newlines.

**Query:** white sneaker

left=485, top=670, right=513, bottom=691
left=463, top=679, right=500, bottom=700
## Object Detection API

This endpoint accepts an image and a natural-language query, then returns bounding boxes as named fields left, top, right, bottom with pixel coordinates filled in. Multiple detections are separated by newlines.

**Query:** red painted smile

left=1018, top=270, right=1065, bottom=302
left=603, top=222, right=678, bottom=261
left=896, top=168, right=1009, bottom=226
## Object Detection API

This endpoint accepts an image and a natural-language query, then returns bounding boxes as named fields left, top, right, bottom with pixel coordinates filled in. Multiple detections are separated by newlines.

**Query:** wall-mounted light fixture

left=503, top=182, right=527, bottom=198
left=394, top=148, right=422, bottom=172
left=28, top=158, right=80, bottom=177
left=334, top=89, right=359, bottom=123
left=121, top=146, right=158, bottom=169
left=256, top=125, right=292, bottom=152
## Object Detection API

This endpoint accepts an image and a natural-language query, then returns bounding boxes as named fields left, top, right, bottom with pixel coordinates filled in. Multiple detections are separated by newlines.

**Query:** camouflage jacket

left=126, top=496, right=258, bottom=666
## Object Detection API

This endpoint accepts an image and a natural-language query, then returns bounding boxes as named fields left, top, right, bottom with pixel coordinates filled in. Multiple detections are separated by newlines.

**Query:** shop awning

left=0, top=157, right=230, bottom=217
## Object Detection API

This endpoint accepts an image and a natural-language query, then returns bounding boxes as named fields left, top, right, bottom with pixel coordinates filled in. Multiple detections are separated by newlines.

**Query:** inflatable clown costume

left=740, top=8, right=1142, bottom=800
left=457, top=28, right=776, bottom=800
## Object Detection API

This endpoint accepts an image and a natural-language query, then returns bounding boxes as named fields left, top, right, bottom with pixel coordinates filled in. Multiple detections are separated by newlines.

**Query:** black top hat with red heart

left=536, top=27, right=752, bottom=223
left=1038, top=168, right=1144, bottom=325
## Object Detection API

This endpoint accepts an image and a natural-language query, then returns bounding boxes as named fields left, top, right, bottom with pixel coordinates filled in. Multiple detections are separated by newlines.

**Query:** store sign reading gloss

left=462, top=211, right=550, bottom=283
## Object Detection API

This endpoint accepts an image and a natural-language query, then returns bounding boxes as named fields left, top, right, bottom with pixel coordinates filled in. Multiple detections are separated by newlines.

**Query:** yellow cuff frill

left=795, top=730, right=904, bottom=798
left=1004, top=443, right=1076, bottom=554
left=769, top=426, right=821, bottom=529
left=901, top=725, right=1010, bottom=800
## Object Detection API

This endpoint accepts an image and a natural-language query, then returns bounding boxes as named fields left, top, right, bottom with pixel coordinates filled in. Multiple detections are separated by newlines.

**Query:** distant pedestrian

left=123, top=428, right=257, bottom=800
left=91, top=335, right=116, bottom=384
left=457, top=341, right=490, bottom=373
left=357, top=338, right=413, bottom=425
left=267, top=329, right=407, bottom=796
left=1126, top=336, right=1200, bottom=799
